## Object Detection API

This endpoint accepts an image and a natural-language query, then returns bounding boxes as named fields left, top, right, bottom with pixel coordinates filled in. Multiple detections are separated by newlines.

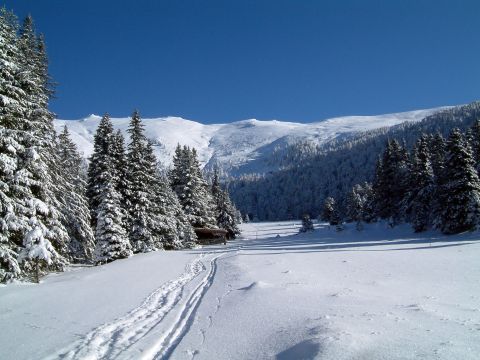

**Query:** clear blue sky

left=4, top=0, right=480, bottom=123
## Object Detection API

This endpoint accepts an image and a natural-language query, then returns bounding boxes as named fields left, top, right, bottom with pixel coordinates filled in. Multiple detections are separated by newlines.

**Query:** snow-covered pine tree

left=345, top=183, right=371, bottom=230
left=93, top=165, right=132, bottom=264
left=1, top=11, right=69, bottom=281
left=406, top=135, right=435, bottom=232
left=216, top=189, right=241, bottom=238
left=91, top=126, right=131, bottom=263
left=211, top=167, right=240, bottom=239
left=0, top=8, right=24, bottom=281
left=356, top=182, right=375, bottom=224
left=18, top=15, right=72, bottom=272
left=438, top=129, right=480, bottom=234
left=373, top=140, right=409, bottom=226
left=321, top=197, right=335, bottom=223
left=211, top=166, right=221, bottom=199
left=234, top=209, right=243, bottom=225
left=148, top=159, right=180, bottom=249
left=111, top=129, right=130, bottom=222
left=57, top=126, right=95, bottom=262
left=152, top=168, right=197, bottom=249
left=87, top=114, right=115, bottom=229
left=467, top=119, right=480, bottom=173
left=322, top=196, right=342, bottom=229
left=126, top=111, right=159, bottom=253
left=299, top=214, right=314, bottom=232
left=167, top=194, right=198, bottom=249
left=170, top=145, right=217, bottom=228
left=428, top=133, right=446, bottom=228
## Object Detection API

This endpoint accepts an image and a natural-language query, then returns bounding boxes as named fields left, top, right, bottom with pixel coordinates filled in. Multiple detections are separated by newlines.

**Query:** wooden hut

left=194, top=228, right=228, bottom=245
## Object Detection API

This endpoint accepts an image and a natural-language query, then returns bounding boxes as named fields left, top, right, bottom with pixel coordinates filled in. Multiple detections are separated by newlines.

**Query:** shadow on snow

left=201, top=223, right=480, bottom=256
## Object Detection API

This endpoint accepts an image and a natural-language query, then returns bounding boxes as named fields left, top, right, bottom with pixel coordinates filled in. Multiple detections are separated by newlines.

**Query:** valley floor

left=1, top=222, right=479, bottom=359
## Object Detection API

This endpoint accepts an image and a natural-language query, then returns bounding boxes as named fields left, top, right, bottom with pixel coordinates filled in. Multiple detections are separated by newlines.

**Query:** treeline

left=326, top=121, right=480, bottom=234
left=0, top=10, right=240, bottom=283
left=230, top=102, right=480, bottom=221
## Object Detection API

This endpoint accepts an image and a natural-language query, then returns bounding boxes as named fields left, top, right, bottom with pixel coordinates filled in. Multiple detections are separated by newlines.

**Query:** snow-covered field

left=1, top=221, right=479, bottom=359
left=54, top=107, right=447, bottom=175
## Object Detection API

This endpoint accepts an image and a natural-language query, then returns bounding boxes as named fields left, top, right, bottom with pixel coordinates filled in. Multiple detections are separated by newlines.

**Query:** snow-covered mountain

left=54, top=107, right=448, bottom=175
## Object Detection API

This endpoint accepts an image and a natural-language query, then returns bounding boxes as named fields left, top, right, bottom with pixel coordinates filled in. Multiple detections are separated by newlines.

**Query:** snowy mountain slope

left=54, top=107, right=448, bottom=175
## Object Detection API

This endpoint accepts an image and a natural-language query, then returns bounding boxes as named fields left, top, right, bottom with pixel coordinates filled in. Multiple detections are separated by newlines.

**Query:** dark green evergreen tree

left=373, top=140, right=409, bottom=225
left=216, top=189, right=241, bottom=238
left=428, top=133, right=446, bottom=227
left=111, top=130, right=130, bottom=221
left=87, top=114, right=115, bottom=228
left=467, top=119, right=480, bottom=172
left=322, top=197, right=341, bottom=226
left=211, top=167, right=240, bottom=238
left=439, top=129, right=480, bottom=234
left=57, top=126, right=95, bottom=261
left=299, top=214, right=314, bottom=232
left=406, top=135, right=435, bottom=232
left=345, top=183, right=373, bottom=230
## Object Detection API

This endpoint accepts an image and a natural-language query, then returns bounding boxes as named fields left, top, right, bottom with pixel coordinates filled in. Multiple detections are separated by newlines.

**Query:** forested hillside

left=230, top=102, right=480, bottom=220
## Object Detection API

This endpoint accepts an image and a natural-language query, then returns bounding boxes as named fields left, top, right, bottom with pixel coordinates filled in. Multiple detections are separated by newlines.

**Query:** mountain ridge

left=54, top=106, right=451, bottom=176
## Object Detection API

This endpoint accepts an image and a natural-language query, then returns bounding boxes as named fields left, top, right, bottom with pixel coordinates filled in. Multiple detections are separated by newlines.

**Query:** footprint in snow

left=237, top=281, right=269, bottom=291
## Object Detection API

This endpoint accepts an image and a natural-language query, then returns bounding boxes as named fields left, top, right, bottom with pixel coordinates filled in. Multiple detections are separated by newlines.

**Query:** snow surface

left=54, top=107, right=447, bottom=175
left=1, top=221, right=479, bottom=359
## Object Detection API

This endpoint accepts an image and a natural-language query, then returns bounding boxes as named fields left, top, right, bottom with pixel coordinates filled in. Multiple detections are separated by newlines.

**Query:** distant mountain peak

left=55, top=106, right=450, bottom=176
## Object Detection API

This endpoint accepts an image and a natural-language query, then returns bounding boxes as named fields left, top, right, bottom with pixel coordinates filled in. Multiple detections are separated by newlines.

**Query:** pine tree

left=93, top=170, right=132, bottom=264
left=428, top=133, right=446, bottom=227
left=360, top=182, right=375, bottom=223
left=111, top=130, right=130, bottom=220
left=57, top=126, right=95, bottom=262
left=87, top=114, right=115, bottom=229
left=0, top=8, right=24, bottom=282
left=211, top=167, right=240, bottom=239
left=211, top=166, right=221, bottom=199
left=126, top=111, right=159, bottom=252
left=20, top=15, right=73, bottom=265
left=1, top=11, right=69, bottom=281
left=429, top=133, right=446, bottom=182
left=216, top=189, right=241, bottom=238
left=468, top=119, right=480, bottom=172
left=406, top=135, right=435, bottom=232
left=165, top=188, right=197, bottom=249
left=170, top=145, right=217, bottom=229
left=439, top=129, right=480, bottom=234
left=299, top=214, right=314, bottom=232
left=151, top=166, right=197, bottom=250
left=321, top=197, right=334, bottom=223
left=345, top=183, right=371, bottom=230
left=321, top=197, right=341, bottom=226
left=87, top=113, right=132, bottom=261
left=373, top=140, right=409, bottom=225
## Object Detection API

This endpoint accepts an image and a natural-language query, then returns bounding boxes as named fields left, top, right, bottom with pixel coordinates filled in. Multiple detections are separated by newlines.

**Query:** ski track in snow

left=51, top=252, right=224, bottom=360
left=144, top=253, right=223, bottom=360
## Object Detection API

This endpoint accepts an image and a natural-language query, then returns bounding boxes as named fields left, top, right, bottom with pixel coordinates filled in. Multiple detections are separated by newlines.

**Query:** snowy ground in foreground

left=1, top=222, right=479, bottom=359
